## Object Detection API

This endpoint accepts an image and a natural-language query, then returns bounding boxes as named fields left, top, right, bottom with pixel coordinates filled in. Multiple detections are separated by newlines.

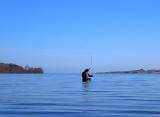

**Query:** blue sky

left=0, top=0, right=160, bottom=73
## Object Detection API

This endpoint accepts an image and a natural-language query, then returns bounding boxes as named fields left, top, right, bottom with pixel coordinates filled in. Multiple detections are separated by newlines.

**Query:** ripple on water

left=0, top=74, right=160, bottom=117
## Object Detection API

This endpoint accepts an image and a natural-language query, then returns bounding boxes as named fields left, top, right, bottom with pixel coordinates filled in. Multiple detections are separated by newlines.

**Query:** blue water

left=0, top=74, right=160, bottom=117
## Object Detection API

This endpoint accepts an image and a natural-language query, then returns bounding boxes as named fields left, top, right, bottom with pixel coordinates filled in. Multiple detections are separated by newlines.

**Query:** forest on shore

left=0, top=63, right=43, bottom=74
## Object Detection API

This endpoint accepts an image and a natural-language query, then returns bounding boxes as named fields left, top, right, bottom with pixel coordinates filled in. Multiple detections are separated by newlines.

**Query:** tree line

left=0, top=63, right=43, bottom=73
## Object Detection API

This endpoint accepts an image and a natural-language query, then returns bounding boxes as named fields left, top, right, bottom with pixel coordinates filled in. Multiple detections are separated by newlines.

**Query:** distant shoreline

left=97, top=69, right=160, bottom=74
left=0, top=63, right=44, bottom=74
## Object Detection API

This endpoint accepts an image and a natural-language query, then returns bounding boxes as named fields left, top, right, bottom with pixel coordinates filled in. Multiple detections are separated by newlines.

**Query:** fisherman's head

left=84, top=68, right=90, bottom=73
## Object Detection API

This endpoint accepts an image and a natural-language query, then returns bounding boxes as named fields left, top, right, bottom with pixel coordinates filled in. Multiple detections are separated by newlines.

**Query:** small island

left=0, top=63, right=44, bottom=74
left=97, top=69, right=160, bottom=74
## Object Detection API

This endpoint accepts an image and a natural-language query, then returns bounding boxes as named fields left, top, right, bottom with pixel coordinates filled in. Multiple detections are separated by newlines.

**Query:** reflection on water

left=0, top=74, right=160, bottom=117
left=82, top=81, right=91, bottom=91
left=82, top=81, right=91, bottom=102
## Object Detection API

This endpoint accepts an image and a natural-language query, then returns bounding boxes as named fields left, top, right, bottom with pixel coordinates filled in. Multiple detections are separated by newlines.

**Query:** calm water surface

left=0, top=74, right=160, bottom=117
